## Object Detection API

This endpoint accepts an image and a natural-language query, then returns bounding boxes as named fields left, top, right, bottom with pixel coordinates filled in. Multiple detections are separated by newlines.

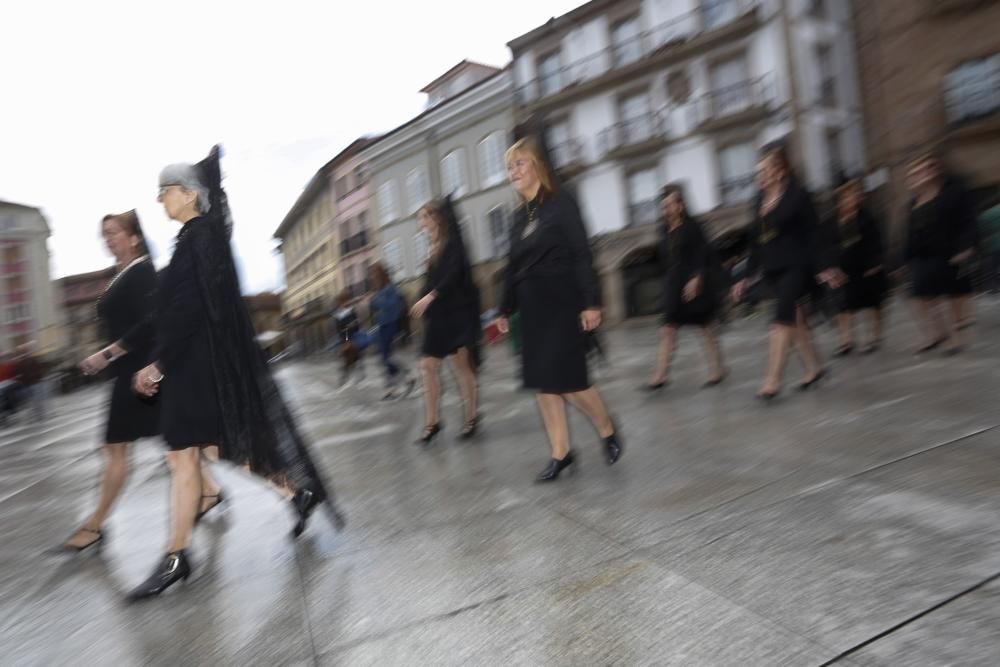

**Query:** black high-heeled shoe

left=290, top=487, right=325, bottom=539
left=194, top=490, right=226, bottom=525
left=415, top=422, right=441, bottom=445
left=535, top=450, right=576, bottom=482
left=459, top=415, right=480, bottom=440
left=126, top=550, right=191, bottom=602
left=49, top=527, right=105, bottom=554
left=603, top=430, right=623, bottom=465
left=798, top=368, right=828, bottom=391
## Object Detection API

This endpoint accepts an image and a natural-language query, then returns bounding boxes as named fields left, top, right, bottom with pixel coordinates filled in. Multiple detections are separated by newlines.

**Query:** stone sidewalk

left=2, top=296, right=999, bottom=666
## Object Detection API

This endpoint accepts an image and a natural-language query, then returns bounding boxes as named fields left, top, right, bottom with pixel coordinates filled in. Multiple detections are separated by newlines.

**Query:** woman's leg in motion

left=65, top=442, right=130, bottom=547
left=793, top=306, right=822, bottom=380
left=869, top=307, right=884, bottom=345
left=448, top=347, right=478, bottom=423
left=198, top=445, right=223, bottom=513
left=837, top=312, right=854, bottom=348
left=535, top=393, right=571, bottom=460
left=563, top=387, right=614, bottom=438
left=699, top=324, right=725, bottom=381
left=761, top=323, right=794, bottom=394
left=912, top=298, right=948, bottom=346
left=419, top=356, right=442, bottom=427
left=165, top=446, right=203, bottom=552
left=649, top=325, right=677, bottom=385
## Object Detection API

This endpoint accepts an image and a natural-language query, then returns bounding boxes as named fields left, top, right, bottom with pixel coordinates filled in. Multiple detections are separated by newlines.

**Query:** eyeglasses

left=158, top=184, right=179, bottom=197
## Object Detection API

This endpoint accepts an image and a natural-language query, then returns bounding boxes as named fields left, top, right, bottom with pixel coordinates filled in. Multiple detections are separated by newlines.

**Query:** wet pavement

left=3, top=295, right=1000, bottom=666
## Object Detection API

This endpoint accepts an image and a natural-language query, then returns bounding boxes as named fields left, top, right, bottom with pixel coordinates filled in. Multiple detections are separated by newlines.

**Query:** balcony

left=1, top=261, right=26, bottom=277
left=514, top=0, right=760, bottom=109
left=628, top=200, right=660, bottom=227
left=689, top=74, right=776, bottom=133
left=339, top=230, right=370, bottom=258
left=550, top=139, right=587, bottom=177
left=598, top=115, right=668, bottom=160
left=719, top=175, right=756, bottom=207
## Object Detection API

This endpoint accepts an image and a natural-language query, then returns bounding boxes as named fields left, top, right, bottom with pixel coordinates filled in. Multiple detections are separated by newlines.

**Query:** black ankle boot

left=290, top=487, right=325, bottom=539
left=535, top=450, right=576, bottom=482
left=603, top=431, right=623, bottom=465
left=126, top=550, right=191, bottom=602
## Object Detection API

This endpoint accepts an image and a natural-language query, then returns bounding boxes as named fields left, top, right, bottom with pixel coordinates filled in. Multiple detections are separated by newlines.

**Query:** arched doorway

left=620, top=245, right=662, bottom=318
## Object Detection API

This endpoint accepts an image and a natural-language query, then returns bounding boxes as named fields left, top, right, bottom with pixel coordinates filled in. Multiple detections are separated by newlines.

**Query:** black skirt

left=840, top=271, right=887, bottom=312
left=518, top=272, right=589, bottom=394
left=764, top=266, right=811, bottom=325
left=104, top=359, right=161, bottom=444
left=421, top=302, right=478, bottom=359
left=662, top=276, right=716, bottom=327
left=161, top=328, right=221, bottom=450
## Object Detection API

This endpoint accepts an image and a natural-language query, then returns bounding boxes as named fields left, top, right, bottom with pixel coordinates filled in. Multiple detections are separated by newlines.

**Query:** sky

left=1, top=0, right=583, bottom=294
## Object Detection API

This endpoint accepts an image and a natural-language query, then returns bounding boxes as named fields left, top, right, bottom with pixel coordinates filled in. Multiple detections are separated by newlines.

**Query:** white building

left=0, top=200, right=62, bottom=357
left=508, top=0, right=866, bottom=320
left=361, top=61, right=517, bottom=310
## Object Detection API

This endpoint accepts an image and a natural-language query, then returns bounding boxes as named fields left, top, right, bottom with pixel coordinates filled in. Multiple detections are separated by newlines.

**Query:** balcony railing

left=515, top=0, right=759, bottom=105
left=550, top=139, right=585, bottom=170
left=689, top=74, right=776, bottom=128
left=339, top=230, right=370, bottom=257
left=598, top=115, right=666, bottom=156
left=1, top=261, right=26, bottom=276
left=628, top=200, right=660, bottom=227
left=719, top=175, right=756, bottom=207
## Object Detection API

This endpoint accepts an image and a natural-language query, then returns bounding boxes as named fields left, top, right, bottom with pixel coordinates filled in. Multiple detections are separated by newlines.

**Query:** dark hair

left=759, top=139, right=794, bottom=178
left=419, top=200, right=450, bottom=263
left=658, top=182, right=691, bottom=220
left=370, top=262, right=390, bottom=290
left=101, top=210, right=150, bottom=257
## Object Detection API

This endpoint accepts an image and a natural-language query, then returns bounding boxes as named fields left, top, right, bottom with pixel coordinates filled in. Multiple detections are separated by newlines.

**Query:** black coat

left=655, top=216, right=718, bottom=326
left=824, top=208, right=886, bottom=311
left=420, top=216, right=480, bottom=362
left=502, top=190, right=599, bottom=393
left=96, top=258, right=160, bottom=444
left=747, top=179, right=825, bottom=276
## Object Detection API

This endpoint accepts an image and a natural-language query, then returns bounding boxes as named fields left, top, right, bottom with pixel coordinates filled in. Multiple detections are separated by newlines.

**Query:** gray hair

left=159, top=163, right=211, bottom=214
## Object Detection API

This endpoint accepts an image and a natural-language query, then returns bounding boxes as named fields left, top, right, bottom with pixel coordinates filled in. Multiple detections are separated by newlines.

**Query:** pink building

left=330, top=137, right=380, bottom=300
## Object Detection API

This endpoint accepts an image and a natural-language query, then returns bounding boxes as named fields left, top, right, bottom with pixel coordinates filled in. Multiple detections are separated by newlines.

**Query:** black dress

left=657, top=217, right=718, bottom=327
left=828, top=208, right=886, bottom=312
left=502, top=190, right=599, bottom=393
left=906, top=178, right=977, bottom=298
left=747, top=180, right=823, bottom=325
left=154, top=219, right=221, bottom=449
left=420, top=218, right=479, bottom=360
left=95, top=258, right=161, bottom=444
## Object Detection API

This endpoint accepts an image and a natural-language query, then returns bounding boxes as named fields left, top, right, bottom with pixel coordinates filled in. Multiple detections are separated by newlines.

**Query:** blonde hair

left=505, top=135, right=557, bottom=201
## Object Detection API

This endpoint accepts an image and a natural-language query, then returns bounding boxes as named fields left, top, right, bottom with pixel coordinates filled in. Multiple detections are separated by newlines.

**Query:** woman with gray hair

left=128, top=146, right=342, bottom=601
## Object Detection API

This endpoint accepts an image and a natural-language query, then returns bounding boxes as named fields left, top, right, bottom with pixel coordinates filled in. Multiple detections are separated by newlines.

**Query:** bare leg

left=448, top=347, right=478, bottom=423
left=869, top=307, right=884, bottom=345
left=793, top=306, right=822, bottom=381
left=165, top=447, right=202, bottom=552
left=837, top=312, right=854, bottom=348
left=947, top=297, right=966, bottom=349
left=563, top=387, right=614, bottom=438
left=912, top=298, right=948, bottom=347
left=419, top=356, right=442, bottom=427
left=649, top=325, right=677, bottom=385
left=198, top=446, right=222, bottom=513
left=535, top=393, right=571, bottom=460
left=761, top=323, right=794, bottom=394
left=699, top=324, right=725, bottom=381
left=65, top=443, right=130, bottom=547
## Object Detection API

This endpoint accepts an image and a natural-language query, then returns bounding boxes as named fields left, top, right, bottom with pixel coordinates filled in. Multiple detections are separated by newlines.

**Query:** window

left=335, top=176, right=350, bottom=200
left=718, top=142, right=756, bottom=206
left=619, top=92, right=653, bottom=143
left=406, top=168, right=429, bottom=214
left=441, top=150, right=467, bottom=198
left=478, top=132, right=506, bottom=188
left=945, top=55, right=1000, bottom=124
left=710, top=57, right=750, bottom=115
left=413, top=231, right=429, bottom=268
left=383, top=239, right=404, bottom=278
left=538, top=52, right=562, bottom=97
left=377, top=181, right=398, bottom=225
left=816, top=44, right=836, bottom=106
left=488, top=206, right=510, bottom=258
left=627, top=169, right=659, bottom=226
left=826, top=128, right=842, bottom=181
left=807, top=0, right=826, bottom=18
left=702, top=0, right=739, bottom=30
left=612, top=16, right=642, bottom=68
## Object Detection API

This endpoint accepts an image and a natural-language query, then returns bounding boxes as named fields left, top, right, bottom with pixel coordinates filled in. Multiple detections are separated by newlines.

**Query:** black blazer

left=747, top=179, right=823, bottom=275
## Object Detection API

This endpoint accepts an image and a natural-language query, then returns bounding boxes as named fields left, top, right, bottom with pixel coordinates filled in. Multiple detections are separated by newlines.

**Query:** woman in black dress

left=128, top=146, right=342, bottom=601
left=828, top=176, right=886, bottom=355
left=903, top=154, right=977, bottom=354
left=54, top=211, right=175, bottom=551
left=731, top=142, right=842, bottom=399
left=409, top=197, right=481, bottom=444
left=645, top=183, right=727, bottom=390
left=496, top=136, right=622, bottom=482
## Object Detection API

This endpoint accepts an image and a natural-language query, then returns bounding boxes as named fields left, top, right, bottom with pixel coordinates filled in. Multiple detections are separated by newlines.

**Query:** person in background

left=332, top=290, right=366, bottom=384
left=368, top=262, right=414, bottom=400
left=13, top=343, right=47, bottom=422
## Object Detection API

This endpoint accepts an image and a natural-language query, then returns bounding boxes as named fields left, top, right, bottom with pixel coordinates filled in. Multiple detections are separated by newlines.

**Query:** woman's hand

left=949, top=249, right=974, bottom=265
left=817, top=268, right=847, bottom=289
left=580, top=308, right=602, bottom=332
left=682, top=276, right=702, bottom=303
left=133, top=363, right=163, bottom=397
left=494, top=316, right=510, bottom=334
left=80, top=351, right=109, bottom=376
left=731, top=279, right=748, bottom=304
left=409, top=292, right=435, bottom=319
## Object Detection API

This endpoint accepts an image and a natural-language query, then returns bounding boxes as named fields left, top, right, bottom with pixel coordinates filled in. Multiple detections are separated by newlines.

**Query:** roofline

left=419, top=59, right=503, bottom=93
left=363, top=67, right=510, bottom=156
left=506, top=0, right=619, bottom=53
left=0, top=199, right=42, bottom=212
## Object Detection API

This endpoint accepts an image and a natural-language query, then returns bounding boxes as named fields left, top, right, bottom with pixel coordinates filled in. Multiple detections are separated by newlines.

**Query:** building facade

left=330, top=138, right=379, bottom=300
left=0, top=201, right=62, bottom=357
left=508, top=0, right=867, bottom=320
left=56, top=266, right=115, bottom=360
left=362, top=61, right=517, bottom=311
left=853, top=0, right=1000, bottom=242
